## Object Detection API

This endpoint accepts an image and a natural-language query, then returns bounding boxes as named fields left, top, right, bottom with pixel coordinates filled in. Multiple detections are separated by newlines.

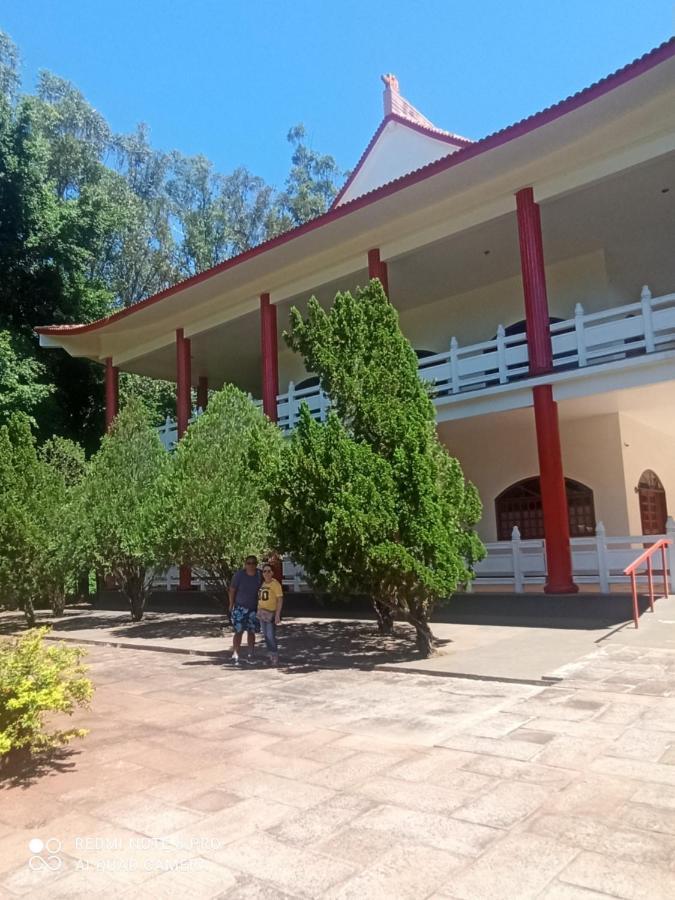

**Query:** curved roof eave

left=35, top=36, right=675, bottom=340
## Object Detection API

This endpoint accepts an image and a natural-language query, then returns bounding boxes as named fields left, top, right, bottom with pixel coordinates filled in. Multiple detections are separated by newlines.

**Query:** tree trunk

left=124, top=571, right=147, bottom=621
left=414, top=620, right=435, bottom=657
left=50, top=589, right=66, bottom=617
left=23, top=598, right=36, bottom=628
left=373, top=600, right=394, bottom=635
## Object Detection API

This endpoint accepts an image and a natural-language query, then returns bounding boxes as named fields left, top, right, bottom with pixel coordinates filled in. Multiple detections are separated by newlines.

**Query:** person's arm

left=228, top=573, right=238, bottom=612
left=275, top=583, right=284, bottom=624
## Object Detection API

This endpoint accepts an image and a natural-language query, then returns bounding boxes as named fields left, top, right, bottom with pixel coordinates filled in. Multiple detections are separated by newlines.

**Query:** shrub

left=0, top=628, right=93, bottom=758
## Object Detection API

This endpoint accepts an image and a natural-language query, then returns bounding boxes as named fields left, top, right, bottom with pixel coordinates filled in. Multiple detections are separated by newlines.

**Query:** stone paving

left=2, top=618, right=675, bottom=898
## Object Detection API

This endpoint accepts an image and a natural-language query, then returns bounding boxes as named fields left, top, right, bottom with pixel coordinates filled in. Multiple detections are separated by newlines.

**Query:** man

left=228, top=555, right=262, bottom=664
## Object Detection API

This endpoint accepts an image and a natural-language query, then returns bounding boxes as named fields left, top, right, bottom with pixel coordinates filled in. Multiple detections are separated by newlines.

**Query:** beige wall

left=437, top=408, right=630, bottom=541
left=618, top=412, right=675, bottom=534
left=398, top=250, right=609, bottom=352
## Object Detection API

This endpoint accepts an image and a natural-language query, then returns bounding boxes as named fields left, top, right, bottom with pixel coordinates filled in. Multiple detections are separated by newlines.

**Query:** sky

left=2, top=1, right=673, bottom=188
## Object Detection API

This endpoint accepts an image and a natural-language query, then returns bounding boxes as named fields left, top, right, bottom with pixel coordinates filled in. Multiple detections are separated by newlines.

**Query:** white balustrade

left=472, top=517, right=675, bottom=592
left=156, top=288, right=675, bottom=439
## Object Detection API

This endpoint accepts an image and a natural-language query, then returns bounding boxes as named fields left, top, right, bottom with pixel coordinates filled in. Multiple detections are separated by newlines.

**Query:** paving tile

left=355, top=775, right=481, bottom=815
left=437, top=733, right=544, bottom=761
left=167, top=797, right=296, bottom=854
left=355, top=804, right=499, bottom=856
left=219, top=875, right=304, bottom=898
left=437, top=832, right=579, bottom=900
left=126, top=857, right=236, bottom=898
left=271, top=794, right=373, bottom=846
left=558, top=850, right=675, bottom=900
left=179, top=789, right=242, bottom=814
left=311, top=826, right=394, bottom=867
left=94, top=793, right=206, bottom=838
left=535, top=736, right=611, bottom=770
left=460, top=755, right=575, bottom=789
left=323, top=842, right=467, bottom=899
left=219, top=832, right=356, bottom=898
left=387, top=748, right=476, bottom=782
left=528, top=812, right=675, bottom=865
left=615, top=801, right=675, bottom=836
left=606, top=728, right=674, bottom=762
left=545, top=775, right=635, bottom=817
left=465, top=712, right=535, bottom=738
left=306, top=751, right=399, bottom=789
left=629, top=782, right=675, bottom=810
left=451, top=781, right=549, bottom=829
left=539, top=879, right=632, bottom=899
left=590, top=755, right=675, bottom=786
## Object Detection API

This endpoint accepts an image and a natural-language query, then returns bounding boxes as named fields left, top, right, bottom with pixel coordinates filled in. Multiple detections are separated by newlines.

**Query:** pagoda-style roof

left=332, top=74, right=473, bottom=208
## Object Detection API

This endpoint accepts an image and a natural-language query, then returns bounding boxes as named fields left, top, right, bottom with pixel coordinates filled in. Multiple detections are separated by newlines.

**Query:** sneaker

left=231, top=652, right=239, bottom=665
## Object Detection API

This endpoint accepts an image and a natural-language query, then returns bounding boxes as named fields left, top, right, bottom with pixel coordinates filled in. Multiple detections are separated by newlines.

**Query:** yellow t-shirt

left=258, top=579, right=283, bottom=613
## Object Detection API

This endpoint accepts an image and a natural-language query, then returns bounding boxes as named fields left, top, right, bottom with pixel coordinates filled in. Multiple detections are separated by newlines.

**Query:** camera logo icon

left=28, top=838, right=63, bottom=871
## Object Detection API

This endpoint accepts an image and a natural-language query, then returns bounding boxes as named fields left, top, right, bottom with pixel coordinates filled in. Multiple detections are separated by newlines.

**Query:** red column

left=516, top=187, right=577, bottom=593
left=175, top=329, right=192, bottom=591
left=260, top=293, right=279, bottom=422
left=197, top=376, right=208, bottom=412
left=368, top=248, right=389, bottom=296
left=104, top=357, right=119, bottom=430
left=176, top=328, right=192, bottom=438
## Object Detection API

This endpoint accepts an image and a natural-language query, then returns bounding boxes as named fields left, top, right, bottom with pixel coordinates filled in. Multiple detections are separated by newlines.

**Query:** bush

left=0, top=628, right=93, bottom=758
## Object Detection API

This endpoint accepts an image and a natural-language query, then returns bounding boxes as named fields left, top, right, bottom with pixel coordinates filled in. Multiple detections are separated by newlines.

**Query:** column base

left=544, top=580, right=580, bottom=595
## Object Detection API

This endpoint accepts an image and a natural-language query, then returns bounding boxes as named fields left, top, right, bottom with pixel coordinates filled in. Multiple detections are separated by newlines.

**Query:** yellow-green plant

left=0, top=628, right=93, bottom=757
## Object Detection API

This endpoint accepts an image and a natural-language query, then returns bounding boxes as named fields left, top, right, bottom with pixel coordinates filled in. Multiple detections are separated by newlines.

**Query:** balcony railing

left=276, top=286, right=675, bottom=430
left=158, top=286, right=675, bottom=444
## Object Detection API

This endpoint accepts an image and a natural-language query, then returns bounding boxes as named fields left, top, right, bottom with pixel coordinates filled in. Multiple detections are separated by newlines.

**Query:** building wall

left=397, top=250, right=609, bottom=352
left=437, top=409, right=629, bottom=541
left=618, top=412, right=675, bottom=534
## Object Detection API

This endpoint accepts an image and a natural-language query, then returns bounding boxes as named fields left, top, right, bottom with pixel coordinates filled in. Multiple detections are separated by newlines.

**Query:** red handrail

left=623, top=539, right=672, bottom=628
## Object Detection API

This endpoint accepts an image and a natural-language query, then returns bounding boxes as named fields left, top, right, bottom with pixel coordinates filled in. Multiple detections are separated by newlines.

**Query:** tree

left=270, top=280, right=484, bottom=655
left=268, top=124, right=343, bottom=233
left=0, top=331, right=54, bottom=426
left=73, top=399, right=168, bottom=620
left=161, top=385, right=283, bottom=604
left=0, top=414, right=84, bottom=624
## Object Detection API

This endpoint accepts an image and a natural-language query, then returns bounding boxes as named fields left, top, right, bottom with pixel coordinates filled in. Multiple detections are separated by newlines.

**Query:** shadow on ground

left=0, top=744, right=82, bottom=789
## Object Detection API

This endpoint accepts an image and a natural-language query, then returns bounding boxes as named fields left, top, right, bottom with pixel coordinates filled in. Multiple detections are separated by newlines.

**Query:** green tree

left=268, top=124, right=343, bottom=233
left=0, top=331, right=54, bottom=425
left=270, top=280, right=484, bottom=655
left=0, top=414, right=83, bottom=624
left=73, top=399, right=168, bottom=620
left=162, top=385, right=282, bottom=604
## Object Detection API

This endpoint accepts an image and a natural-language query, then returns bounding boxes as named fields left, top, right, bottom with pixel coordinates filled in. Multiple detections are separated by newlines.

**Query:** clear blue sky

left=2, top=1, right=673, bottom=187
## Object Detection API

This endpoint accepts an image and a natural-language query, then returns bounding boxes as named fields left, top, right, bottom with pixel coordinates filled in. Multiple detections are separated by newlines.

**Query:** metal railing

left=623, top=538, right=673, bottom=628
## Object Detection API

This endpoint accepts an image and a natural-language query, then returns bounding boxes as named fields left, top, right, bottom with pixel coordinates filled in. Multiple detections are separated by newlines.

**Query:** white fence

left=472, top=519, right=675, bottom=592
left=152, top=520, right=675, bottom=595
left=274, top=286, right=675, bottom=430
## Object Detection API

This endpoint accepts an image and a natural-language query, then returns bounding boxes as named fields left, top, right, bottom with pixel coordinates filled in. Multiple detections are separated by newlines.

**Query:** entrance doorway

left=637, top=470, right=668, bottom=535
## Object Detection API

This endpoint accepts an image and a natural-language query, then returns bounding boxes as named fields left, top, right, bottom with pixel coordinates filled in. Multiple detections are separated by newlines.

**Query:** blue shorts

left=230, top=606, right=260, bottom=634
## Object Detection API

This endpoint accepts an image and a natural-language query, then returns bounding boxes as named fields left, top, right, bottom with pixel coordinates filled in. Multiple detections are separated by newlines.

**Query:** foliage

left=0, top=414, right=84, bottom=624
left=268, top=124, right=344, bottom=233
left=0, top=628, right=92, bottom=758
left=0, top=331, right=54, bottom=426
left=270, top=280, right=484, bottom=655
left=0, top=28, right=344, bottom=452
left=161, top=385, right=283, bottom=602
left=72, top=398, right=169, bottom=620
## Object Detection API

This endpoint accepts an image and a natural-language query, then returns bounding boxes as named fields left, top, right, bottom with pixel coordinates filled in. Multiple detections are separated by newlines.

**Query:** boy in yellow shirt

left=257, top=563, right=284, bottom=666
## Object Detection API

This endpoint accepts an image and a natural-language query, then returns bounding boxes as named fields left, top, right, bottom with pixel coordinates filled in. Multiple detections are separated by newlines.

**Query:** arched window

left=637, top=470, right=667, bottom=535
left=495, top=477, right=596, bottom=540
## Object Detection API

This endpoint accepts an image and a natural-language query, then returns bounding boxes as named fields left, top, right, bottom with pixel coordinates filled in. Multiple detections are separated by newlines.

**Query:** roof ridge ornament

left=380, top=72, right=445, bottom=133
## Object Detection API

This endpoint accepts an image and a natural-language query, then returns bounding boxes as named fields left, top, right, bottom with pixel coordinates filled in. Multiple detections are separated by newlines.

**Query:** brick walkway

left=2, top=631, right=675, bottom=897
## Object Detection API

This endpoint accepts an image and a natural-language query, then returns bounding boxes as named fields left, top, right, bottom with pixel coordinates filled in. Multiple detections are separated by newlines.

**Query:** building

left=37, top=40, right=675, bottom=593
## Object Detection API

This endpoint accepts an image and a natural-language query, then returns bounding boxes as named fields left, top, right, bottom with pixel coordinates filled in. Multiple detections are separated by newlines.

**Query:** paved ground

left=0, top=604, right=640, bottom=682
left=2, top=601, right=675, bottom=897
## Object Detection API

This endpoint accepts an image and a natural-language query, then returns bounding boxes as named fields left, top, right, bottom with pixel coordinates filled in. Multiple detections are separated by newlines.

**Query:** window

left=495, top=476, right=596, bottom=540
left=637, top=470, right=667, bottom=535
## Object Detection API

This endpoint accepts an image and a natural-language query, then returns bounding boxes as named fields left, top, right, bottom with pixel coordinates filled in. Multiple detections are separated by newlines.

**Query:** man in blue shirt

left=228, top=555, right=263, bottom=664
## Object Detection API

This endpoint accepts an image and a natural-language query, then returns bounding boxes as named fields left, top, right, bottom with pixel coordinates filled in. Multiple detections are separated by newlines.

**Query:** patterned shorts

left=230, top=606, right=260, bottom=634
